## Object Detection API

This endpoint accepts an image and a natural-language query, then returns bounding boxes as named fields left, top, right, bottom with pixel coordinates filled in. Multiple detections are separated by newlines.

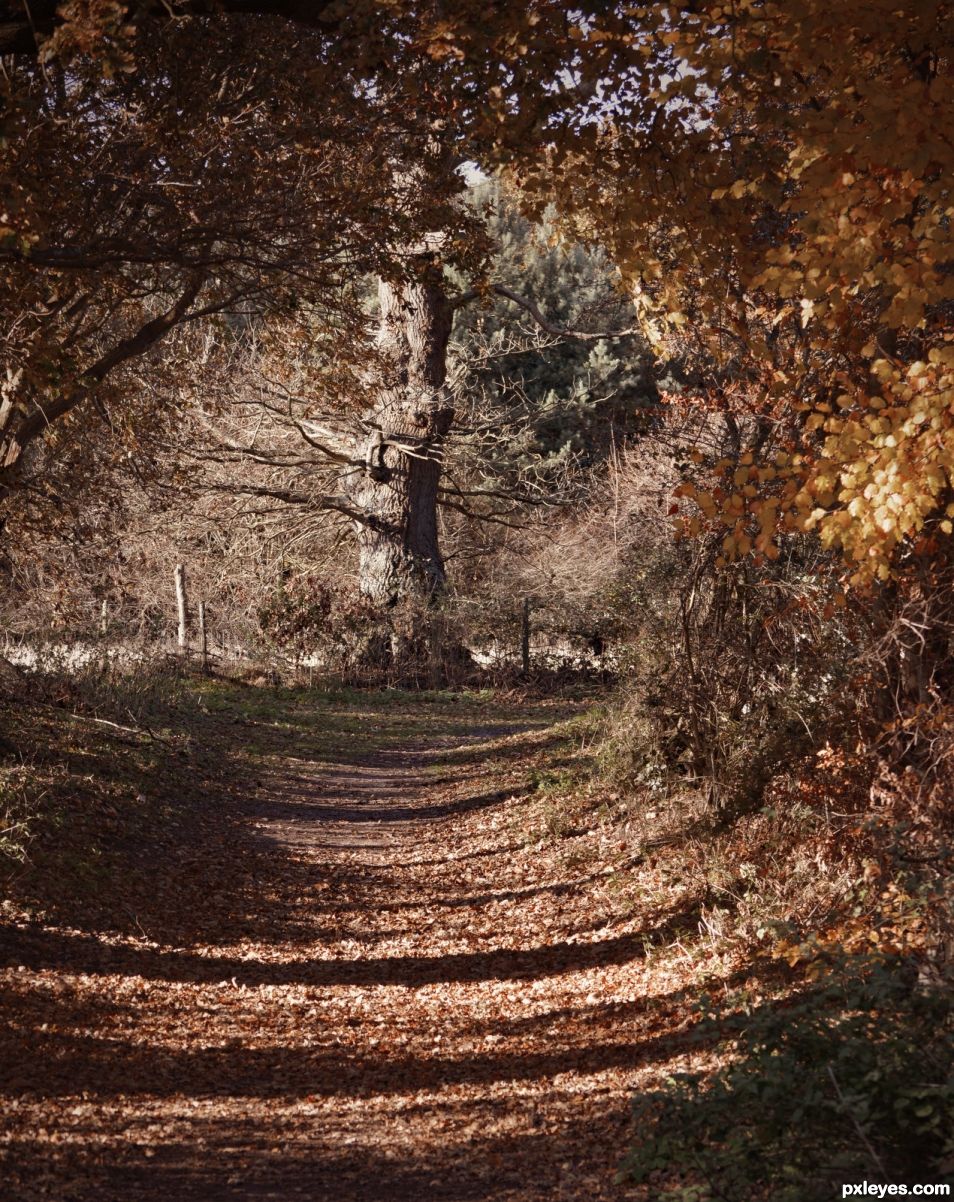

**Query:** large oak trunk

left=348, top=253, right=463, bottom=682
left=352, top=254, right=455, bottom=669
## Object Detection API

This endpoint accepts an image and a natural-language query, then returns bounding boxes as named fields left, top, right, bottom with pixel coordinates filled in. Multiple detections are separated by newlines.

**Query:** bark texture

left=354, top=255, right=454, bottom=612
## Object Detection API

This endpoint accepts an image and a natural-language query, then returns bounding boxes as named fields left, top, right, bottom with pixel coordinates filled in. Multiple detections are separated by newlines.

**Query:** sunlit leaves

left=473, top=0, right=954, bottom=583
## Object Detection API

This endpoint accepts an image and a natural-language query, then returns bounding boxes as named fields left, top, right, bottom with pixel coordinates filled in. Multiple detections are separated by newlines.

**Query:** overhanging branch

left=450, top=283, right=643, bottom=342
left=0, top=273, right=205, bottom=475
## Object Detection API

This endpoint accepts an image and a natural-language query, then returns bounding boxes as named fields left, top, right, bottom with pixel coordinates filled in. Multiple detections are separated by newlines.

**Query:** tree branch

left=201, top=482, right=398, bottom=535
left=451, top=283, right=643, bottom=342
left=295, top=419, right=359, bottom=464
left=0, top=273, right=205, bottom=475
left=436, top=495, right=527, bottom=529
left=489, top=284, right=642, bottom=341
left=438, top=483, right=552, bottom=507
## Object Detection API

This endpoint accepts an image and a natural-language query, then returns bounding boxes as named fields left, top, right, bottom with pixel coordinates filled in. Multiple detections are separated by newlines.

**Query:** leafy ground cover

left=2, top=682, right=947, bottom=1200
left=0, top=682, right=736, bottom=1200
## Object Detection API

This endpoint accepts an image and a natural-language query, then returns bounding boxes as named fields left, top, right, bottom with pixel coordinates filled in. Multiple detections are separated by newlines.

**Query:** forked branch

left=449, top=283, right=643, bottom=342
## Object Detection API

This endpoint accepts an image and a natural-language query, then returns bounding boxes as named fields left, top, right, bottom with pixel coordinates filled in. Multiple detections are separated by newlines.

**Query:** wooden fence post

left=521, top=597, right=531, bottom=676
left=174, top=563, right=189, bottom=654
left=198, top=601, right=209, bottom=674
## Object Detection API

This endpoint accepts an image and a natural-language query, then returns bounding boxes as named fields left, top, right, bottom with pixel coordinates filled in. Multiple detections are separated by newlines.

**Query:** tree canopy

left=498, top=3, right=954, bottom=582
left=3, top=2, right=951, bottom=585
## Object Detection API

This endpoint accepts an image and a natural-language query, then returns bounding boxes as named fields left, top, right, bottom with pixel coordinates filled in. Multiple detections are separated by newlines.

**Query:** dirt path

left=1, top=690, right=699, bottom=1201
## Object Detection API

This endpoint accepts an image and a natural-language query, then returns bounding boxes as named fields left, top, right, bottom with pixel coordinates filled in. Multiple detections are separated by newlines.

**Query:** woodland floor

left=0, top=684, right=758, bottom=1201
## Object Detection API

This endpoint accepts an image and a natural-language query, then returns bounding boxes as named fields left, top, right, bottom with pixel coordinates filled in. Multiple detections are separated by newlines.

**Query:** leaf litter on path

left=0, top=689, right=733, bottom=1201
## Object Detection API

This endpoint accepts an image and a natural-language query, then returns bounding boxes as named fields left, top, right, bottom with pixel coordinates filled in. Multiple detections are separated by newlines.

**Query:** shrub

left=620, top=954, right=954, bottom=1201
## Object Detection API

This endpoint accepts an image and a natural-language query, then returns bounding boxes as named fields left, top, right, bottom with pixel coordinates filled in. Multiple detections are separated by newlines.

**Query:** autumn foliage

left=0, top=3, right=952, bottom=1201
left=500, top=2, right=954, bottom=583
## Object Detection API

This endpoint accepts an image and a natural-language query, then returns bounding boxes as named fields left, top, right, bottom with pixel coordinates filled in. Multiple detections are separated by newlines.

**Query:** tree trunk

left=353, top=254, right=454, bottom=615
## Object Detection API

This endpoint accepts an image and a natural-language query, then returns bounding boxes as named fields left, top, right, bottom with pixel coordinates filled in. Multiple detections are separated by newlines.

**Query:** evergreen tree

left=450, top=181, right=658, bottom=493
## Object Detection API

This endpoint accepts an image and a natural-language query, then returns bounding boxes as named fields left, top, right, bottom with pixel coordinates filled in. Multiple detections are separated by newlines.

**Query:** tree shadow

left=4, top=687, right=719, bottom=1200
left=386, top=840, right=527, bottom=868
left=0, top=957, right=793, bottom=1108
left=309, top=869, right=614, bottom=915
left=0, top=689, right=555, bottom=949
left=423, top=726, right=572, bottom=769
left=0, top=1105, right=634, bottom=1201
left=0, top=1017, right=697, bottom=1101
left=246, top=782, right=533, bottom=827
left=1, top=893, right=713, bottom=990
left=0, top=956, right=806, bottom=1200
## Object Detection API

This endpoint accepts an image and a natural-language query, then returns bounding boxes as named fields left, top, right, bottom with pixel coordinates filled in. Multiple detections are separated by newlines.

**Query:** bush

left=257, top=576, right=384, bottom=676
left=620, top=954, right=954, bottom=1201
left=19, top=642, right=189, bottom=727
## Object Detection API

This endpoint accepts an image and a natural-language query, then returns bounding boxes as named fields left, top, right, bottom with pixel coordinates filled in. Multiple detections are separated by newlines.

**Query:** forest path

left=1, top=687, right=699, bottom=1201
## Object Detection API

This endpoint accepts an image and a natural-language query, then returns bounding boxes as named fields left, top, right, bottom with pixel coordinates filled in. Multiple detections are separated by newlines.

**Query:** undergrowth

left=620, top=953, right=954, bottom=1200
left=15, top=643, right=192, bottom=728
left=581, top=687, right=954, bottom=1200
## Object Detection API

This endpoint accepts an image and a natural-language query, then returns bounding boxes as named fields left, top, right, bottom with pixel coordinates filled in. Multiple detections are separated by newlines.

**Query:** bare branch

left=438, top=483, right=553, bottom=507
left=488, top=284, right=643, bottom=342
left=201, top=482, right=398, bottom=535
left=436, top=494, right=527, bottom=529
